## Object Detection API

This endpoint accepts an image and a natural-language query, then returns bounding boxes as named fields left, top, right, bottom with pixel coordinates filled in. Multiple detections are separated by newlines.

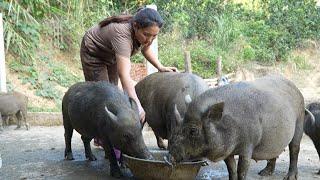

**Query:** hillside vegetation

left=1, top=0, right=320, bottom=111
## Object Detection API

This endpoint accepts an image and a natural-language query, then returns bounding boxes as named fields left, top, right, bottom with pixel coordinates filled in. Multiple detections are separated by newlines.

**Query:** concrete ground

left=1, top=126, right=320, bottom=180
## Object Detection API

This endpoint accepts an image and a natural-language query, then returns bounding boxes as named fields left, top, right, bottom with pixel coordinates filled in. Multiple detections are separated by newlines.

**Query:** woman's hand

left=158, top=66, right=179, bottom=72
left=142, top=46, right=179, bottom=73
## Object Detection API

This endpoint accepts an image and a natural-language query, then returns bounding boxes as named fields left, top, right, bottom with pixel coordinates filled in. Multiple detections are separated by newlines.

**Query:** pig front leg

left=15, top=110, right=23, bottom=129
left=237, top=147, right=253, bottom=180
left=0, top=113, right=3, bottom=131
left=259, top=158, right=276, bottom=176
left=81, top=136, right=97, bottom=161
left=102, top=137, right=122, bottom=178
left=224, top=156, right=237, bottom=180
left=3, top=116, right=9, bottom=127
left=63, top=115, right=74, bottom=160
left=312, top=140, right=320, bottom=174
left=237, top=155, right=251, bottom=180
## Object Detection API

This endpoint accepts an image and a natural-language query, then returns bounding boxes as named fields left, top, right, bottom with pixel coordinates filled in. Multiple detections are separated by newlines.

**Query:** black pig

left=135, top=72, right=209, bottom=149
left=62, top=81, right=152, bottom=178
left=170, top=75, right=305, bottom=180
left=304, top=102, right=320, bottom=174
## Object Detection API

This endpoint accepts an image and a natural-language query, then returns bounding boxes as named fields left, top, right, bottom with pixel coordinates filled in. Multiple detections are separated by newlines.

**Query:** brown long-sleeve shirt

left=82, top=22, right=142, bottom=66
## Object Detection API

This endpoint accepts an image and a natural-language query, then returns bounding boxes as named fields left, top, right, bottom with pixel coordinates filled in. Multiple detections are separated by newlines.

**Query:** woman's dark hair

left=99, top=8, right=164, bottom=28
left=99, top=15, right=133, bottom=27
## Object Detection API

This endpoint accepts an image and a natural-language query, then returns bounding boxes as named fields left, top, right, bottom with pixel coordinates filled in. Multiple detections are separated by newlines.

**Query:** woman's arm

left=116, top=54, right=145, bottom=123
left=142, top=45, right=178, bottom=72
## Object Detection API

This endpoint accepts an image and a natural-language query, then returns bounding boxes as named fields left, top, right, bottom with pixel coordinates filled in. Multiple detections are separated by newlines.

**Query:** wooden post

left=0, top=13, right=7, bottom=93
left=146, top=5, right=158, bottom=75
left=184, top=51, right=192, bottom=73
left=216, top=56, right=222, bottom=78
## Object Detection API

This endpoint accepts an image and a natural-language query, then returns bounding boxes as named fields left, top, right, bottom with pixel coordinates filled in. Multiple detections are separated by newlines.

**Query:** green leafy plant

left=242, top=0, right=320, bottom=63
left=2, top=0, right=320, bottom=112
left=1, top=0, right=40, bottom=65
left=291, top=55, right=312, bottom=70
left=35, top=81, right=63, bottom=100
left=48, top=62, right=81, bottom=87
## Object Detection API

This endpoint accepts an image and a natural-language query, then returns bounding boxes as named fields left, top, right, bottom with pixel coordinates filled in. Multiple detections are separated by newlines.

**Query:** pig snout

left=169, top=145, right=186, bottom=163
left=135, top=149, right=154, bottom=160
left=143, top=150, right=154, bottom=160
left=166, top=153, right=177, bottom=166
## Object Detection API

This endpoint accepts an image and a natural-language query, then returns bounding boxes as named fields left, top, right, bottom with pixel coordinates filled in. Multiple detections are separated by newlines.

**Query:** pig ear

left=205, top=102, right=224, bottom=120
left=105, top=106, right=118, bottom=122
left=185, top=94, right=192, bottom=106
left=174, top=104, right=183, bottom=125
left=129, top=97, right=139, bottom=113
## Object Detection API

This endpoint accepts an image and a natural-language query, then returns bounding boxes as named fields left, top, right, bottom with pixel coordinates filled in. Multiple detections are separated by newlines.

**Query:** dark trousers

left=80, top=38, right=119, bottom=85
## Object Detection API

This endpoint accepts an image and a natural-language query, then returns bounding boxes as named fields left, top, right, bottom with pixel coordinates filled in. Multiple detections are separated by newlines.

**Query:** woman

left=80, top=8, right=177, bottom=159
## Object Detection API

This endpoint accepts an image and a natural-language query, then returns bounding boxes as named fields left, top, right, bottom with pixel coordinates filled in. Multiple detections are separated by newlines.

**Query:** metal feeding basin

left=123, top=149, right=207, bottom=180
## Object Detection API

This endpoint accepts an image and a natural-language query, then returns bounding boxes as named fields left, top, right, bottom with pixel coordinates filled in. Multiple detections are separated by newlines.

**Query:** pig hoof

left=86, top=155, right=97, bottom=161
left=259, top=169, right=274, bottom=176
left=317, top=170, right=320, bottom=175
left=111, top=169, right=123, bottom=178
left=120, top=166, right=133, bottom=178
left=15, top=126, right=21, bottom=130
left=65, top=153, right=74, bottom=160
left=25, top=123, right=30, bottom=130
left=283, top=173, right=297, bottom=180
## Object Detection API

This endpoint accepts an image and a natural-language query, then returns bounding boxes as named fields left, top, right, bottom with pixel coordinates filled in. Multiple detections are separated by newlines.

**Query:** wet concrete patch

left=196, top=162, right=229, bottom=179
left=1, top=126, right=320, bottom=180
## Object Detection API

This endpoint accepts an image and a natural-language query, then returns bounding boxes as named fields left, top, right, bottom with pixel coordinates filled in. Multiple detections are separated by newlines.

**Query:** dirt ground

left=0, top=126, right=320, bottom=180
left=1, top=47, right=320, bottom=179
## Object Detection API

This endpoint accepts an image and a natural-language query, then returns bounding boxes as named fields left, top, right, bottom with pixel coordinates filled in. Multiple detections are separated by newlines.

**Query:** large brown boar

left=169, top=75, right=304, bottom=180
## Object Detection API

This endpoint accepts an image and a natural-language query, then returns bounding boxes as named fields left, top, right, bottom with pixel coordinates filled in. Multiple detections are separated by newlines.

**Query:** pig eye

left=189, top=128, right=199, bottom=137
left=123, top=134, right=133, bottom=142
